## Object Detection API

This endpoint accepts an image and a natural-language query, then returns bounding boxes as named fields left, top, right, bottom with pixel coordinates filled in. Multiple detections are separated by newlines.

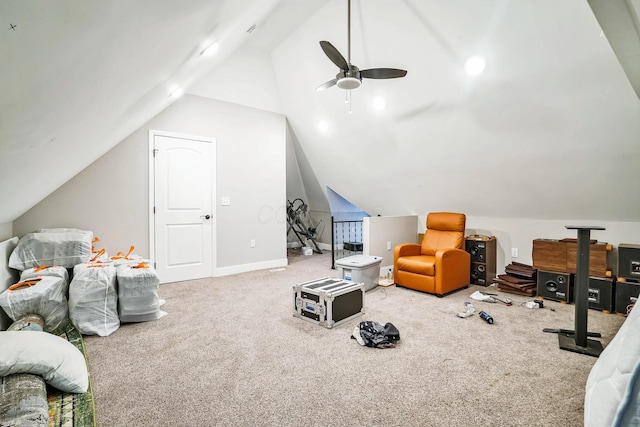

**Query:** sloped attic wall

left=13, top=95, right=288, bottom=273
left=268, top=0, right=640, bottom=270
left=271, top=0, right=640, bottom=223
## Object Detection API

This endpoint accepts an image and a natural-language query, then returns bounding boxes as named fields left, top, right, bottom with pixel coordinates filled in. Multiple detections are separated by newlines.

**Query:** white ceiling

left=1, top=0, right=640, bottom=225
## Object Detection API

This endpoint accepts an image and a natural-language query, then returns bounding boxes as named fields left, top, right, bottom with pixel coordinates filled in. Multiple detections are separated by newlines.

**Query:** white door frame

left=148, top=129, right=217, bottom=279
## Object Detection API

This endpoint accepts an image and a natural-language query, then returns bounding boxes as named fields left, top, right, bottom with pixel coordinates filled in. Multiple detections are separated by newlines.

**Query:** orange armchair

left=394, top=212, right=470, bottom=296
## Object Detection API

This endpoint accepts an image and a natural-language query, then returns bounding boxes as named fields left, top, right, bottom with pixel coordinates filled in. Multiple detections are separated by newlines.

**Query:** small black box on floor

left=618, top=244, right=640, bottom=281
left=588, top=276, right=615, bottom=312
left=293, top=277, right=364, bottom=329
left=615, top=279, right=640, bottom=316
left=343, top=242, right=363, bottom=252
left=537, top=270, right=574, bottom=303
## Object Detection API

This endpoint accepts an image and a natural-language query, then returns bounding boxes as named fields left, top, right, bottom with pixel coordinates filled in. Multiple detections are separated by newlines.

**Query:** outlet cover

left=511, top=248, right=519, bottom=258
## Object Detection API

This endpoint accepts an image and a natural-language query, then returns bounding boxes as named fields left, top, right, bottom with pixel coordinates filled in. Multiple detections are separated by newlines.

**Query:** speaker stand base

left=558, top=333, right=604, bottom=357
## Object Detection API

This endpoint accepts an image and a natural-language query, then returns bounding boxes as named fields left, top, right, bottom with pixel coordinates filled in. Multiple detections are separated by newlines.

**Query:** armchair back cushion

left=421, top=213, right=466, bottom=255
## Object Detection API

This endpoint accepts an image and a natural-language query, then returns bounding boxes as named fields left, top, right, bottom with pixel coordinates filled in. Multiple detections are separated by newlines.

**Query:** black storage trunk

left=293, top=277, right=364, bottom=329
left=615, top=279, right=640, bottom=316
left=587, top=276, right=615, bottom=312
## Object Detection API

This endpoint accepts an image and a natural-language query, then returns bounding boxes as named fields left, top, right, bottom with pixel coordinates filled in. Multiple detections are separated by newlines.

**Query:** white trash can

left=335, top=255, right=383, bottom=292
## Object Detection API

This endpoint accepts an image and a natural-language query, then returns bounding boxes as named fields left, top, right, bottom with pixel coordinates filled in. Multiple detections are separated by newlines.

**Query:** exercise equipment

left=286, top=198, right=323, bottom=254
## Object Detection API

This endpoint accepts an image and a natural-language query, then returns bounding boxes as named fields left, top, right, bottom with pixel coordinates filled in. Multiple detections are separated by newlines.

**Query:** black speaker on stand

left=546, top=226, right=604, bottom=357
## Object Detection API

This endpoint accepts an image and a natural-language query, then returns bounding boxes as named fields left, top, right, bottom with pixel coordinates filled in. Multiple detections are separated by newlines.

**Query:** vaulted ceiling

left=2, top=0, right=639, bottom=225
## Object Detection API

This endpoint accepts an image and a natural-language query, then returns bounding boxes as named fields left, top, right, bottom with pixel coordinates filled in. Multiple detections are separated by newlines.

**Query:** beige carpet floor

left=84, top=250, right=625, bottom=426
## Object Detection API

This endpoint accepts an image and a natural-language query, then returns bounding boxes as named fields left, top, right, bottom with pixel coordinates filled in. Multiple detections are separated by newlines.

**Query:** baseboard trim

left=214, top=258, right=288, bottom=277
left=288, top=242, right=332, bottom=251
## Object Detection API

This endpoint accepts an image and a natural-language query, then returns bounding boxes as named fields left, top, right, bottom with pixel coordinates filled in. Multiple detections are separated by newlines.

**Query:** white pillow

left=585, top=301, right=640, bottom=426
left=0, top=330, right=88, bottom=393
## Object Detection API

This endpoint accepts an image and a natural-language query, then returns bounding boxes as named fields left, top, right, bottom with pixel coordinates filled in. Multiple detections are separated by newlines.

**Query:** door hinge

left=153, top=206, right=156, bottom=214
left=153, top=149, right=159, bottom=157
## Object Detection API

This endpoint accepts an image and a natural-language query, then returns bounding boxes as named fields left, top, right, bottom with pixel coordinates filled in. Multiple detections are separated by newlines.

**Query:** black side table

left=554, top=225, right=605, bottom=357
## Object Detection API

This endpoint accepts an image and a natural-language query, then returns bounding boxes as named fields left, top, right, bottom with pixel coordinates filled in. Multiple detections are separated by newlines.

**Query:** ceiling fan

left=316, top=0, right=407, bottom=92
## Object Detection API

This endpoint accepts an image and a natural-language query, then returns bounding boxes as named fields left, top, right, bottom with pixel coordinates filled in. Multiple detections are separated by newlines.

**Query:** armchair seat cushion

left=397, top=256, right=435, bottom=276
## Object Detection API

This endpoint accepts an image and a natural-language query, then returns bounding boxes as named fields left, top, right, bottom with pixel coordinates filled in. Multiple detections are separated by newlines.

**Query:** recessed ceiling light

left=201, top=41, right=219, bottom=56
left=170, top=87, right=184, bottom=99
left=318, top=121, right=329, bottom=132
left=372, top=96, right=386, bottom=110
left=465, top=55, right=486, bottom=76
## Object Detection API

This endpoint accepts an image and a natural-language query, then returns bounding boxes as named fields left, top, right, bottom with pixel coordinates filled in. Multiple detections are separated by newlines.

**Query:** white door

left=151, top=131, right=214, bottom=283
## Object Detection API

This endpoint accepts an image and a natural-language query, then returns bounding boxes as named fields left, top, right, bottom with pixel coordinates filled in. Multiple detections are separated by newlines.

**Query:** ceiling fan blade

left=360, top=68, right=408, bottom=79
left=320, top=41, right=349, bottom=70
left=316, top=79, right=337, bottom=91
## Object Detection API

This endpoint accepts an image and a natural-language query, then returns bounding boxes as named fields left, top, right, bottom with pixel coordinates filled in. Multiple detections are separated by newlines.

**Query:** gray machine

left=293, top=277, right=364, bottom=329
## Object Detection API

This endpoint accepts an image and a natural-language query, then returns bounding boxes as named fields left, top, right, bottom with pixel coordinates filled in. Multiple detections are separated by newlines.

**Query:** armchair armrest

left=394, top=243, right=422, bottom=282
left=435, top=248, right=471, bottom=295
left=394, top=243, right=421, bottom=260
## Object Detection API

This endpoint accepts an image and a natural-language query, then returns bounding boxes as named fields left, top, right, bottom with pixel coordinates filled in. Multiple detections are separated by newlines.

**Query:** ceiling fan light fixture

left=465, top=55, right=486, bottom=76
left=169, top=87, right=184, bottom=99
left=316, top=1, right=406, bottom=93
left=337, top=77, right=361, bottom=90
left=318, top=120, right=329, bottom=132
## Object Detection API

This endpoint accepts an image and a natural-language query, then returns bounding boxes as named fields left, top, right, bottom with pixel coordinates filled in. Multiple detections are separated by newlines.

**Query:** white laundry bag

left=9, top=228, right=93, bottom=270
left=116, top=262, right=162, bottom=323
left=0, top=276, right=68, bottom=332
left=68, top=263, right=119, bottom=336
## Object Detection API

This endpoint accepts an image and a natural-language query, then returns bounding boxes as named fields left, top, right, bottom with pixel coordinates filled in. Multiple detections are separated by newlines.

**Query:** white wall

left=13, top=95, right=287, bottom=273
left=364, top=215, right=418, bottom=271
left=273, top=0, right=640, bottom=225
left=0, top=237, right=18, bottom=330
left=456, top=216, right=640, bottom=276
left=286, top=122, right=309, bottom=246
left=364, top=214, right=640, bottom=281
left=0, top=223, right=12, bottom=241
left=189, top=46, right=284, bottom=114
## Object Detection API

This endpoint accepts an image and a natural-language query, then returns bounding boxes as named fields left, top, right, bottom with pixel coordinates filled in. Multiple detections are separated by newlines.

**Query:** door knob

left=201, top=214, right=211, bottom=220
